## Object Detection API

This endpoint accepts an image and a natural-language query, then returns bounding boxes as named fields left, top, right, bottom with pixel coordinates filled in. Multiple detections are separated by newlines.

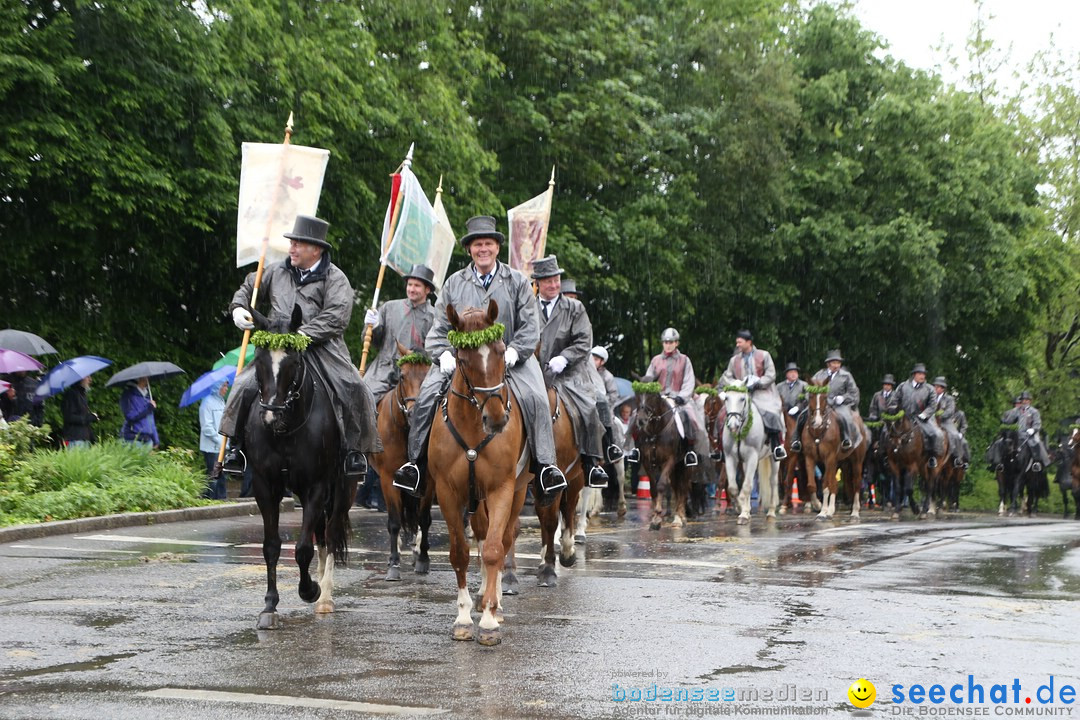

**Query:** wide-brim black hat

left=283, top=214, right=332, bottom=250
left=459, top=215, right=505, bottom=246
left=531, top=255, right=565, bottom=279
left=403, top=264, right=437, bottom=293
left=784, top=362, right=800, bottom=372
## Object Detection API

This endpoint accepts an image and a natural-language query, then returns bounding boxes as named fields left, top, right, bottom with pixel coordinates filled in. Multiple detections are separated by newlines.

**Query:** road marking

left=140, top=688, right=449, bottom=715
left=76, top=534, right=233, bottom=547
left=9, top=544, right=142, bottom=555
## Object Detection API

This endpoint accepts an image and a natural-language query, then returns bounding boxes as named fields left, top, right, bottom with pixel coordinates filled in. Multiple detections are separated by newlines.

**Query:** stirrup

left=345, top=452, right=367, bottom=478
left=841, top=438, right=853, bottom=450
left=588, top=464, right=609, bottom=488
left=625, top=448, right=640, bottom=464
left=790, top=439, right=802, bottom=452
left=538, top=465, right=567, bottom=494
left=392, top=462, right=422, bottom=497
left=1032, top=462, right=1043, bottom=472
left=773, top=445, right=788, bottom=461
left=605, top=444, right=624, bottom=463
left=222, top=447, right=246, bottom=476
left=928, top=457, right=938, bottom=469
left=684, top=450, right=698, bottom=467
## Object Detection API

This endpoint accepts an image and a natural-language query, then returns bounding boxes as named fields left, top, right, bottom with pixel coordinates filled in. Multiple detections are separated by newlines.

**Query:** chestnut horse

left=372, top=343, right=435, bottom=581
left=779, top=408, right=816, bottom=514
left=799, top=380, right=868, bottom=521
left=882, top=411, right=947, bottom=519
left=634, top=389, right=691, bottom=529
left=428, top=301, right=529, bottom=645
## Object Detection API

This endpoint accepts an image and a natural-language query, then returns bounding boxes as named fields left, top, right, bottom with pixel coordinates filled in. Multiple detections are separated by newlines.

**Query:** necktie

left=541, top=300, right=552, bottom=320
left=482, top=273, right=492, bottom=290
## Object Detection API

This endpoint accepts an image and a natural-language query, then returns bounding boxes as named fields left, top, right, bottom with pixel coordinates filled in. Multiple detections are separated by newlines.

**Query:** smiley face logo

left=848, top=678, right=876, bottom=708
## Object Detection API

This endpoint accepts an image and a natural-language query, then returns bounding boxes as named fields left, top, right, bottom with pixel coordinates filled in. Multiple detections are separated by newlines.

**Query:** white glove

left=548, top=355, right=568, bottom=374
left=232, top=307, right=254, bottom=330
left=504, top=347, right=519, bottom=368
left=834, top=396, right=844, bottom=405
left=788, top=406, right=799, bottom=416
left=745, top=376, right=759, bottom=389
left=918, top=412, right=929, bottom=421
left=364, top=308, right=380, bottom=327
left=439, top=350, right=456, bottom=375
left=1027, top=428, right=1036, bottom=436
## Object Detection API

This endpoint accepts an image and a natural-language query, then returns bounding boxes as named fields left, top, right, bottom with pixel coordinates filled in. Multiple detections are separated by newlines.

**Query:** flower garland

left=695, top=385, right=718, bottom=396
left=249, top=331, right=312, bottom=352
left=805, top=385, right=830, bottom=394
left=446, top=322, right=506, bottom=350
left=722, top=384, right=747, bottom=393
left=396, top=352, right=432, bottom=368
left=730, top=402, right=754, bottom=441
left=880, top=409, right=905, bottom=422
left=999, top=422, right=1019, bottom=431
left=632, top=381, right=662, bottom=395
left=864, top=420, right=884, bottom=429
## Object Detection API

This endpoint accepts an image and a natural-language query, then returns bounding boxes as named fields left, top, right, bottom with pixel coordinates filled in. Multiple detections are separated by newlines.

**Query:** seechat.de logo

left=848, top=678, right=877, bottom=709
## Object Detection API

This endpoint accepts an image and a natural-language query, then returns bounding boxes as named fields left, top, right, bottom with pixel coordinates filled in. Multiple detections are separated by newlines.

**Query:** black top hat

left=910, top=363, right=927, bottom=375
left=784, top=362, right=800, bottom=373
left=403, top=264, right=437, bottom=293
left=284, top=215, right=332, bottom=250
left=882, top=373, right=896, bottom=386
left=561, top=278, right=579, bottom=296
left=932, top=376, right=948, bottom=388
left=531, top=255, right=565, bottom=279
left=459, top=215, right=505, bottom=246
left=824, top=349, right=843, bottom=363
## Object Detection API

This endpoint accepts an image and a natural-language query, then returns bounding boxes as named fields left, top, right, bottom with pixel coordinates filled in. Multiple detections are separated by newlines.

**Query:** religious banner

left=507, top=168, right=555, bottom=278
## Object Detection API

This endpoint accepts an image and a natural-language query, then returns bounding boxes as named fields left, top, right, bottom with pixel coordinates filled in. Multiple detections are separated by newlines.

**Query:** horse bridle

left=635, top=397, right=674, bottom=445
left=450, top=363, right=512, bottom=415
left=393, top=376, right=419, bottom=427
left=259, top=354, right=314, bottom=435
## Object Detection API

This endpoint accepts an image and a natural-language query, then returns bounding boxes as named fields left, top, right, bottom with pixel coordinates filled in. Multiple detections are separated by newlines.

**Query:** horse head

left=393, top=340, right=428, bottom=423
left=634, top=390, right=669, bottom=438
left=722, top=380, right=751, bottom=436
left=806, top=379, right=830, bottom=430
left=1068, top=427, right=1080, bottom=450
left=253, top=304, right=308, bottom=435
left=446, top=299, right=510, bottom=435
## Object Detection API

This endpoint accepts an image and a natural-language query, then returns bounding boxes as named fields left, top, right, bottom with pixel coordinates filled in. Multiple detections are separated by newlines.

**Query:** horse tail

left=327, top=466, right=352, bottom=565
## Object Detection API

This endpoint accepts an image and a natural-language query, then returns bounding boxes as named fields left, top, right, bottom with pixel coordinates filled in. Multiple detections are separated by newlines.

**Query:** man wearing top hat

left=362, top=264, right=438, bottom=404
left=560, top=278, right=580, bottom=301
left=219, top=214, right=381, bottom=479
left=719, top=329, right=787, bottom=460
left=931, top=377, right=969, bottom=468
left=393, top=216, right=567, bottom=501
left=867, top=374, right=897, bottom=422
left=776, top=362, right=806, bottom=418
left=533, top=255, right=610, bottom=487
left=791, top=350, right=861, bottom=452
left=1016, top=390, right=1051, bottom=470
left=885, top=362, right=944, bottom=467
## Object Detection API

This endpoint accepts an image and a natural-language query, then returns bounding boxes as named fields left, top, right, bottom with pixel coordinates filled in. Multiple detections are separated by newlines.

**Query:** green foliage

left=249, top=331, right=312, bottom=353
left=396, top=352, right=432, bottom=368
left=632, top=381, right=662, bottom=395
left=805, top=385, right=830, bottom=395
left=446, top=323, right=506, bottom=350
left=694, top=386, right=718, bottom=396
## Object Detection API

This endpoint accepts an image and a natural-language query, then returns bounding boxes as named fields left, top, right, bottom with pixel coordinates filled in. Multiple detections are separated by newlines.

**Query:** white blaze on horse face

left=476, top=344, right=491, bottom=377
left=263, top=349, right=288, bottom=425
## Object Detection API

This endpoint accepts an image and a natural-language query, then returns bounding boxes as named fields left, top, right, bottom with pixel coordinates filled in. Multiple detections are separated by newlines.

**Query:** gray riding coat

left=220, top=257, right=381, bottom=454
left=407, top=261, right=556, bottom=465
left=810, top=367, right=860, bottom=437
left=777, top=378, right=807, bottom=413
left=720, top=348, right=782, bottom=430
left=888, top=379, right=942, bottom=450
left=538, top=295, right=603, bottom=458
left=933, top=392, right=963, bottom=457
left=364, top=297, right=435, bottom=403
left=868, top=389, right=895, bottom=420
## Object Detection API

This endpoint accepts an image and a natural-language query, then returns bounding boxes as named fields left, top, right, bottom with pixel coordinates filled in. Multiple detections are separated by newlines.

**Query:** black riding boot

left=587, top=457, right=609, bottom=488
left=393, top=458, right=425, bottom=498
left=534, top=463, right=568, bottom=507
left=790, top=411, right=807, bottom=452
left=345, top=451, right=368, bottom=481
left=768, top=431, right=788, bottom=460
left=603, top=427, right=623, bottom=463
left=220, top=434, right=246, bottom=477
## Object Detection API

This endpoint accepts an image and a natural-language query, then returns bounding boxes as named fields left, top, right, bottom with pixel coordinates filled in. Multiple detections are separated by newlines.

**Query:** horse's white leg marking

left=819, top=487, right=831, bottom=518
left=455, top=587, right=474, bottom=628
left=851, top=487, right=861, bottom=519
left=315, top=545, right=335, bottom=613
left=560, top=521, right=575, bottom=559
left=479, top=602, right=499, bottom=631
left=576, top=487, right=590, bottom=535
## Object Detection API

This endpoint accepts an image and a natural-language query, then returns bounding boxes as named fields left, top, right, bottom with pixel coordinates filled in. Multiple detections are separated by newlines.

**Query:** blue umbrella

left=35, top=356, right=113, bottom=398
left=179, top=365, right=236, bottom=408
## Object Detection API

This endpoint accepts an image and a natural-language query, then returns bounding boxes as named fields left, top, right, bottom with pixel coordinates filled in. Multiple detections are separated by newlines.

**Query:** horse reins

left=259, top=356, right=316, bottom=436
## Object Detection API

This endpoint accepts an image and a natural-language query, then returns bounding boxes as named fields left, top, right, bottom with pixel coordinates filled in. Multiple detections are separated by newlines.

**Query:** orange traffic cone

left=636, top=475, right=652, bottom=499
left=791, top=477, right=801, bottom=504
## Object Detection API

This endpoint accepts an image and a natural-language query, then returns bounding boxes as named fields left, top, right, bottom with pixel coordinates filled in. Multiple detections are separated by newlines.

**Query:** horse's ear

left=631, top=371, right=642, bottom=382
left=249, top=306, right=270, bottom=331
left=534, top=341, right=541, bottom=359
left=396, top=341, right=411, bottom=357
left=487, top=298, right=499, bottom=325
left=446, top=303, right=459, bottom=329
left=290, top=304, right=304, bottom=333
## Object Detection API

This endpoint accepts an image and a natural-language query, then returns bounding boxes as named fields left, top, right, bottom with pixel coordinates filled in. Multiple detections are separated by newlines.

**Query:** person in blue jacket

left=120, top=377, right=159, bottom=448
left=200, top=381, right=228, bottom=498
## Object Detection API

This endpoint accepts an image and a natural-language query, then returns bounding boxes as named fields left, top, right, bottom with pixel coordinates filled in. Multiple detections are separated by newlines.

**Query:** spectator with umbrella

left=62, top=375, right=99, bottom=447
left=180, top=365, right=237, bottom=500
left=108, top=361, right=185, bottom=448
left=0, top=380, right=14, bottom=423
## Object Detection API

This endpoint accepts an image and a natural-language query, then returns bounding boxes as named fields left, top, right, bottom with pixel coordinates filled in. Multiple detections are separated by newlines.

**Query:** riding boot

left=393, top=459, right=424, bottom=498
left=625, top=447, right=640, bottom=464
left=790, top=411, right=807, bottom=452
left=534, top=464, right=568, bottom=507
left=768, top=431, right=788, bottom=461
left=587, top=458, right=609, bottom=488
left=220, top=435, right=247, bottom=477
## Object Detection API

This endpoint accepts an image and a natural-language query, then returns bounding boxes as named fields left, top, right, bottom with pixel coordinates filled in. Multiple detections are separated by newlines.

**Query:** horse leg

left=477, top=490, right=514, bottom=646
left=615, top=459, right=627, bottom=517
left=445, top=501, right=475, bottom=641
left=575, top=487, right=590, bottom=544
left=736, top=454, right=756, bottom=525
left=536, top=496, right=560, bottom=587
left=650, top=461, right=671, bottom=530
left=385, top=502, right=403, bottom=582
left=1073, top=486, right=1080, bottom=520
left=817, top=459, right=837, bottom=520
left=256, top=483, right=282, bottom=630
left=560, top=483, right=579, bottom=567
left=294, top=499, right=321, bottom=605
left=501, top=516, right=519, bottom=595
left=314, top=543, right=336, bottom=614
left=415, top=498, right=433, bottom=575
left=758, top=457, right=777, bottom=520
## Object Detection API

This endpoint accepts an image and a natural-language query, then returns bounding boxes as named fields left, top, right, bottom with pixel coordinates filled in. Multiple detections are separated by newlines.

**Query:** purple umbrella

left=35, top=356, right=114, bottom=398
left=0, top=349, right=45, bottom=374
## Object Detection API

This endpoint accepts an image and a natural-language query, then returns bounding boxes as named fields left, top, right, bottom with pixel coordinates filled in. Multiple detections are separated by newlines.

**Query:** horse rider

left=777, top=362, right=807, bottom=419
left=218, top=214, right=381, bottom=480
left=790, top=350, right=860, bottom=452
left=1016, top=390, right=1051, bottom=471
left=885, top=362, right=944, bottom=468
left=954, top=407, right=972, bottom=468
left=591, top=345, right=625, bottom=462
left=532, top=255, right=609, bottom=487
left=392, top=215, right=567, bottom=501
left=719, top=329, right=787, bottom=460
left=561, top=278, right=580, bottom=301
left=1001, top=394, right=1024, bottom=423
left=867, top=374, right=896, bottom=422
left=987, top=395, right=1023, bottom=471
left=641, top=327, right=704, bottom=466
left=931, top=377, right=968, bottom=469
left=362, top=264, right=437, bottom=404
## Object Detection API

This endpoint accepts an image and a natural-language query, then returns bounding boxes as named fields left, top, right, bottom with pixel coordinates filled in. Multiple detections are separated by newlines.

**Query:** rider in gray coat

left=533, top=255, right=609, bottom=487
left=719, top=329, right=787, bottom=460
left=886, top=363, right=944, bottom=467
left=931, top=377, right=968, bottom=468
left=776, top=362, right=807, bottom=417
left=219, top=215, right=381, bottom=479
left=392, top=216, right=567, bottom=501
left=362, top=264, right=437, bottom=404
left=1016, top=390, right=1051, bottom=469
left=791, top=350, right=860, bottom=451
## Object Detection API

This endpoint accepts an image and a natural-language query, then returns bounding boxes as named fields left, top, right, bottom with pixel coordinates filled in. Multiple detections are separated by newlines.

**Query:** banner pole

left=359, top=143, right=413, bottom=376
left=215, top=112, right=295, bottom=472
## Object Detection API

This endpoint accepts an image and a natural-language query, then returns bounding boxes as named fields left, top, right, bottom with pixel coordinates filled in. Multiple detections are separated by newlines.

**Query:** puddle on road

left=0, top=651, right=137, bottom=684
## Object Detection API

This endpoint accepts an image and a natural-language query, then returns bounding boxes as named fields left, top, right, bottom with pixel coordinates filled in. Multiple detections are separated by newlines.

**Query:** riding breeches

left=407, top=357, right=557, bottom=466
left=918, top=419, right=944, bottom=456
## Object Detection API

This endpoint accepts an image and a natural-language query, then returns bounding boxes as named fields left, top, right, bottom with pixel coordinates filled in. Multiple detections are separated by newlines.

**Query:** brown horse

left=372, top=343, right=435, bottom=581
left=428, top=300, right=528, bottom=646
left=882, top=411, right=948, bottom=519
left=533, top=388, right=585, bottom=586
left=635, top=390, right=690, bottom=529
left=702, top=392, right=729, bottom=509
left=779, top=409, right=816, bottom=514
left=799, top=381, right=868, bottom=520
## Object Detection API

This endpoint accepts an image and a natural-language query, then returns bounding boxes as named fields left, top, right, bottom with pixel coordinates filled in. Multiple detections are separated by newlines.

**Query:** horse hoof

left=414, top=558, right=430, bottom=575
left=778, top=506, right=788, bottom=515
left=502, top=578, right=519, bottom=596
left=299, top=585, right=320, bottom=604
left=477, top=627, right=501, bottom=646
left=891, top=512, right=900, bottom=521
left=649, top=519, right=662, bottom=531
left=736, top=515, right=749, bottom=526
left=559, top=551, right=577, bottom=568
left=453, top=623, right=475, bottom=641
left=256, top=612, right=279, bottom=630
left=385, top=565, right=402, bottom=582
left=574, top=534, right=586, bottom=544
left=537, top=568, right=558, bottom=588
left=815, top=514, right=827, bottom=522
left=671, top=516, right=684, bottom=528
left=617, top=503, right=627, bottom=517
left=315, top=600, right=335, bottom=614
left=766, top=512, right=776, bottom=521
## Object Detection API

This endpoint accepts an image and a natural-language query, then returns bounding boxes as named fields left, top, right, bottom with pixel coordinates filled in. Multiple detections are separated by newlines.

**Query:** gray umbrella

left=0, top=329, right=58, bottom=356
left=106, top=361, right=186, bottom=388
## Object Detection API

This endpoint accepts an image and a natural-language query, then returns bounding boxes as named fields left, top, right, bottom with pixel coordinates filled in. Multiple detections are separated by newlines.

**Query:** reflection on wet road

left=0, top=500, right=1077, bottom=719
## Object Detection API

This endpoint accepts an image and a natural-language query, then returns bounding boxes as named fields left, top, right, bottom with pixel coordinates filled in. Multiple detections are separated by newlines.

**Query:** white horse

left=721, top=380, right=780, bottom=525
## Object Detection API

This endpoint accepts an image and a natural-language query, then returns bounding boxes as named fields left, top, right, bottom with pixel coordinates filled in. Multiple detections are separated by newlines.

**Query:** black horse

left=247, top=305, right=356, bottom=629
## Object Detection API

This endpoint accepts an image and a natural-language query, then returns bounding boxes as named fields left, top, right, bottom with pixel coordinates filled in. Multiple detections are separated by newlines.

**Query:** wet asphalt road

left=0, top=500, right=1078, bottom=720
